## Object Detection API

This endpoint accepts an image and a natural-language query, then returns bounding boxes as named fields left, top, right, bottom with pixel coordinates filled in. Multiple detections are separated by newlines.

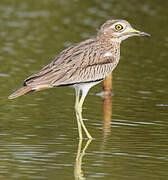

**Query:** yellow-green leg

left=76, top=87, right=92, bottom=139
left=75, top=88, right=82, bottom=139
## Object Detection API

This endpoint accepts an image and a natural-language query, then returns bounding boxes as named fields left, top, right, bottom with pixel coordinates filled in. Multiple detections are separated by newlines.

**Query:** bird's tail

left=8, top=86, right=34, bottom=99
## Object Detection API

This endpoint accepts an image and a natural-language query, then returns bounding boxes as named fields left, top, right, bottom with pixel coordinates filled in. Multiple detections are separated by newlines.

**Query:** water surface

left=0, top=0, right=168, bottom=179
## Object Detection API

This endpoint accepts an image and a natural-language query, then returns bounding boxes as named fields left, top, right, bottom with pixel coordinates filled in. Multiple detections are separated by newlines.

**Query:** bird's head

left=98, top=19, right=151, bottom=43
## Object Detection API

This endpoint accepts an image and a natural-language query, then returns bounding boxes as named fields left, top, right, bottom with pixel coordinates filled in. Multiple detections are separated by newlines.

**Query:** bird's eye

left=115, top=24, right=123, bottom=31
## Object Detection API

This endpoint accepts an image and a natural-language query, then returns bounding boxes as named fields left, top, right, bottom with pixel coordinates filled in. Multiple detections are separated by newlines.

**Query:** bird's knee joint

left=75, top=106, right=82, bottom=114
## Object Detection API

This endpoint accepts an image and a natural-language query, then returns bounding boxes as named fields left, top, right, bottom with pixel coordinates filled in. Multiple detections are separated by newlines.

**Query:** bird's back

left=24, top=38, right=120, bottom=87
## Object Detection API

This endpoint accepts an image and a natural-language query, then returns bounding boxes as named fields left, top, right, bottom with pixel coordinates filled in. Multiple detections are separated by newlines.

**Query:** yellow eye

left=115, top=24, right=123, bottom=31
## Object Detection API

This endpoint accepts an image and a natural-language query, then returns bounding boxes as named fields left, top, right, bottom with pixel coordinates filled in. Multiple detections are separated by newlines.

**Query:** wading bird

left=8, top=19, right=150, bottom=139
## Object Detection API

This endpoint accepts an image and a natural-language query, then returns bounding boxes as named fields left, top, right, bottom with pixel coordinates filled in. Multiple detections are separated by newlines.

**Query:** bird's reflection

left=74, top=75, right=112, bottom=179
left=74, top=139, right=92, bottom=180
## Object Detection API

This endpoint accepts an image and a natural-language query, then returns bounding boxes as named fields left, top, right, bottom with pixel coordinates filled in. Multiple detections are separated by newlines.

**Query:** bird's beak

left=127, top=29, right=151, bottom=37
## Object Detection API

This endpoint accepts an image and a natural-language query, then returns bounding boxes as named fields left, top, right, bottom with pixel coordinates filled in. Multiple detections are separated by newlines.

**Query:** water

left=0, top=0, right=168, bottom=179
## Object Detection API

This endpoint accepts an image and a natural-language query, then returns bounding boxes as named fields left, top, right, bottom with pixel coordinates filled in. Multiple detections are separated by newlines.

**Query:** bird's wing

left=24, top=38, right=98, bottom=87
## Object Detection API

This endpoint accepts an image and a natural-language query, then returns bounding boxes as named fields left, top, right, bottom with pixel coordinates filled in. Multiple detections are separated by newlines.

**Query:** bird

left=8, top=19, right=150, bottom=139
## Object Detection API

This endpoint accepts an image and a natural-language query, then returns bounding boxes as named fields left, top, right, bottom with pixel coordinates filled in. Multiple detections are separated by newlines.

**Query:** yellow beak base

left=127, top=29, right=151, bottom=37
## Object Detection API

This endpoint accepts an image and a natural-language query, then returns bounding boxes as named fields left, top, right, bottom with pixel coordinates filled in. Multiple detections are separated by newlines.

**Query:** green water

left=0, top=0, right=168, bottom=179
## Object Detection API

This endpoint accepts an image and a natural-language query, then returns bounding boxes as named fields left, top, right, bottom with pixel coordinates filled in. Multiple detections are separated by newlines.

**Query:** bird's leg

left=75, top=88, right=82, bottom=139
left=77, top=88, right=92, bottom=139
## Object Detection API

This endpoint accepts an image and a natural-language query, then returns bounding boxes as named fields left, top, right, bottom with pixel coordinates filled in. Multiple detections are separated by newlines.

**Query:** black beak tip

left=140, top=32, right=151, bottom=37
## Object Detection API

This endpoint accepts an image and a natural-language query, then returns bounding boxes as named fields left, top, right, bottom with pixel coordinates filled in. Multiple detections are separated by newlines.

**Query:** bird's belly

left=94, top=59, right=120, bottom=79
left=72, top=79, right=103, bottom=91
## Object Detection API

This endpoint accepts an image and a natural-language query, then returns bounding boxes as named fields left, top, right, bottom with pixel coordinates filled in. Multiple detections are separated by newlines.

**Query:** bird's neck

left=97, top=35, right=121, bottom=48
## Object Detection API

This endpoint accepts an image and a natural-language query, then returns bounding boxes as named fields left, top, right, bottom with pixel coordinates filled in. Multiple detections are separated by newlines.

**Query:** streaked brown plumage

left=8, top=19, right=150, bottom=139
left=9, top=32, right=120, bottom=98
left=25, top=38, right=118, bottom=86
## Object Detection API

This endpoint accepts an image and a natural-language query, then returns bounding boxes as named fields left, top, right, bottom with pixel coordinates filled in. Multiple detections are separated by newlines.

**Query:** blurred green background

left=0, top=0, right=168, bottom=179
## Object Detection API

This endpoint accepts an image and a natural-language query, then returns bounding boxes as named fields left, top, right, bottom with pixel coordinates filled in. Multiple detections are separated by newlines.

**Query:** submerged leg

left=75, top=87, right=82, bottom=139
